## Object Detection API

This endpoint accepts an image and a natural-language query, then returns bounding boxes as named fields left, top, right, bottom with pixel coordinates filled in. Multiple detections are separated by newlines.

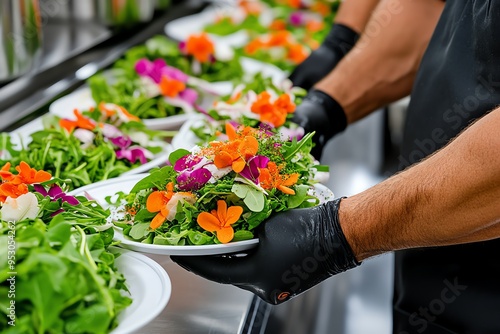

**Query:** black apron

left=394, top=1, right=500, bottom=333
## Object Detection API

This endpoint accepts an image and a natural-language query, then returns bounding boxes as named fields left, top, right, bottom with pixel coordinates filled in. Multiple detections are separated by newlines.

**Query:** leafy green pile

left=0, top=116, right=168, bottom=190
left=204, top=15, right=267, bottom=36
left=0, top=179, right=131, bottom=333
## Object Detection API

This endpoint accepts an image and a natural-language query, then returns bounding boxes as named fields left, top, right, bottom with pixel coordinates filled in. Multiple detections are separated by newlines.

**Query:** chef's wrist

left=322, top=24, right=360, bottom=56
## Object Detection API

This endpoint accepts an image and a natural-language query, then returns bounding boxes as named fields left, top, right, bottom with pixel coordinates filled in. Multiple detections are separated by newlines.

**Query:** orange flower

left=14, top=161, right=51, bottom=185
left=213, top=135, right=259, bottom=173
left=0, top=182, right=28, bottom=203
left=244, top=38, right=265, bottom=55
left=99, top=102, right=140, bottom=122
left=274, top=94, right=296, bottom=114
left=267, top=31, right=292, bottom=47
left=259, top=108, right=287, bottom=128
left=59, top=109, right=96, bottom=132
left=305, top=20, right=324, bottom=33
left=285, top=0, right=301, bottom=9
left=269, top=19, right=287, bottom=31
left=186, top=33, right=215, bottom=63
left=251, top=92, right=274, bottom=115
left=225, top=91, right=242, bottom=104
left=0, top=162, right=13, bottom=182
left=251, top=92, right=294, bottom=127
left=159, top=76, right=186, bottom=98
left=287, top=43, right=308, bottom=64
left=197, top=200, right=243, bottom=243
left=146, top=182, right=175, bottom=229
left=311, top=2, right=331, bottom=17
left=239, top=0, right=262, bottom=15
left=258, top=162, right=299, bottom=195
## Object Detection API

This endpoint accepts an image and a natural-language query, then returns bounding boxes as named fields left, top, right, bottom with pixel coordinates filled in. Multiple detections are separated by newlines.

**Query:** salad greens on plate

left=110, top=125, right=328, bottom=246
left=188, top=73, right=307, bottom=145
left=0, top=162, right=131, bottom=334
left=0, top=105, right=172, bottom=190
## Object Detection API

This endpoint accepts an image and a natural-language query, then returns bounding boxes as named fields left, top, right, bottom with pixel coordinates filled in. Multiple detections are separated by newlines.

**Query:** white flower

left=73, top=128, right=95, bottom=149
left=165, top=193, right=196, bottom=221
left=1, top=193, right=39, bottom=222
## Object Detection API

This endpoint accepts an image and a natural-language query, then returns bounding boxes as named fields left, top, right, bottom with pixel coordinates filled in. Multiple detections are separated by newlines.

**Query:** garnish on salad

left=0, top=105, right=172, bottom=190
left=111, top=125, right=329, bottom=246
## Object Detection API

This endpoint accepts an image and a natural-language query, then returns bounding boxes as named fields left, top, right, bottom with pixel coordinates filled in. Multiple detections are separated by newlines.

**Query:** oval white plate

left=111, top=248, right=171, bottom=334
left=70, top=174, right=334, bottom=256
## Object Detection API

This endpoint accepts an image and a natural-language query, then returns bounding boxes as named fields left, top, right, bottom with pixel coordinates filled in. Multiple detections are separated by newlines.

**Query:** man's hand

left=171, top=198, right=360, bottom=305
left=289, top=24, right=359, bottom=90
left=292, top=89, right=347, bottom=159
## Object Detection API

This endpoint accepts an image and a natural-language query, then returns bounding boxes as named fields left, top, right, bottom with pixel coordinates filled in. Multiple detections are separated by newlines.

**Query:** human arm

left=288, top=0, right=380, bottom=89
left=294, top=0, right=445, bottom=158
left=315, top=0, right=445, bottom=123
left=341, top=107, right=500, bottom=260
left=172, top=108, right=500, bottom=304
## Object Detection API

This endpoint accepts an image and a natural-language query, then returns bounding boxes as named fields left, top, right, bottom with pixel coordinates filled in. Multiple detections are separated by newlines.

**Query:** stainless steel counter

left=141, top=255, right=254, bottom=334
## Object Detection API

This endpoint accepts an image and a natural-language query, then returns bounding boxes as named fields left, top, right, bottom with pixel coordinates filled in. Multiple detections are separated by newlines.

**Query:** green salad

left=0, top=164, right=131, bottom=333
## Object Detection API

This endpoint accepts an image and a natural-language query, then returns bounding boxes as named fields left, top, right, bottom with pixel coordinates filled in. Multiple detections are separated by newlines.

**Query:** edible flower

left=1, top=192, right=39, bottom=222
left=0, top=162, right=51, bottom=202
left=159, top=76, right=186, bottom=98
left=258, top=161, right=299, bottom=195
left=59, top=109, right=96, bottom=132
left=174, top=155, right=212, bottom=191
left=185, top=33, right=215, bottom=63
left=33, top=184, right=79, bottom=206
left=197, top=200, right=243, bottom=243
left=146, top=182, right=175, bottom=229
left=110, top=136, right=151, bottom=164
left=239, top=155, right=270, bottom=184
left=290, top=12, right=305, bottom=26
left=250, top=92, right=296, bottom=127
left=211, top=135, right=259, bottom=173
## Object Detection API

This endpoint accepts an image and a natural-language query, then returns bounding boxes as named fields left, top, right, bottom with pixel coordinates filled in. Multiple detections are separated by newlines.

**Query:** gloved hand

left=292, top=89, right=347, bottom=159
left=289, top=24, right=359, bottom=90
left=171, top=198, right=360, bottom=305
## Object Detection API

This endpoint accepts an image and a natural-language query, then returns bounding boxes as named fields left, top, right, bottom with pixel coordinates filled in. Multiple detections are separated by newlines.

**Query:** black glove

left=171, top=198, right=360, bottom=305
left=292, top=89, right=347, bottom=160
left=289, top=24, right=359, bottom=90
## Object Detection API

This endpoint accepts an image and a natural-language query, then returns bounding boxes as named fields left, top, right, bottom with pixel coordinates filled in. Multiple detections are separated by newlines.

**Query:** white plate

left=70, top=174, right=334, bottom=256
left=49, top=87, right=191, bottom=131
left=111, top=249, right=171, bottom=334
left=171, top=115, right=205, bottom=151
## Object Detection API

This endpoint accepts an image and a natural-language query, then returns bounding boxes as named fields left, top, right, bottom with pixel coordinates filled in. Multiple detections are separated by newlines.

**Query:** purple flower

left=34, top=184, right=80, bottom=206
left=174, top=154, right=203, bottom=172
left=110, top=135, right=132, bottom=149
left=101, top=123, right=122, bottom=138
left=162, top=66, right=189, bottom=83
left=179, top=41, right=187, bottom=54
left=176, top=168, right=212, bottom=191
left=116, top=147, right=150, bottom=164
left=290, top=12, right=305, bottom=26
left=240, top=155, right=270, bottom=184
left=135, top=58, right=167, bottom=83
left=179, top=88, right=198, bottom=105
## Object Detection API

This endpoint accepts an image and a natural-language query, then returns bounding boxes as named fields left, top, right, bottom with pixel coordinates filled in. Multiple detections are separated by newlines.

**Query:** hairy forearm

left=316, top=0, right=444, bottom=123
left=340, top=108, right=500, bottom=261
left=334, top=0, right=380, bottom=33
